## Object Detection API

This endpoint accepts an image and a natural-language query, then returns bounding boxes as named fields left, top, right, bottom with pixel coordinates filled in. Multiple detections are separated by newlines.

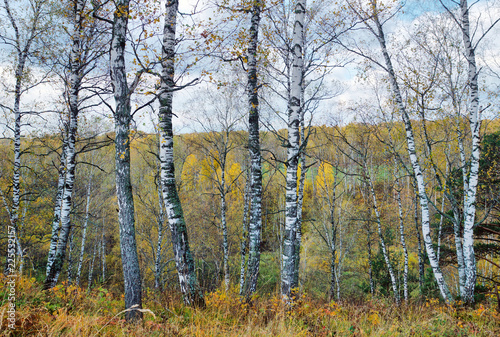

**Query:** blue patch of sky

left=400, top=0, right=492, bottom=22
left=399, top=0, right=446, bottom=21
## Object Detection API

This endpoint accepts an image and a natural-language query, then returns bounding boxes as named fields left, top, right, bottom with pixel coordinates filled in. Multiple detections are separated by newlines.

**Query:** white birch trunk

left=422, top=105, right=467, bottom=298
left=154, top=168, right=165, bottom=291
left=459, top=0, right=480, bottom=303
left=67, top=231, right=75, bottom=285
left=221, top=162, right=230, bottom=291
left=158, top=0, right=204, bottom=307
left=243, top=0, right=264, bottom=300
left=336, top=197, right=346, bottom=301
left=15, top=196, right=25, bottom=274
left=15, top=196, right=26, bottom=274
left=367, top=225, right=374, bottom=295
left=369, top=4, right=453, bottom=302
left=2, top=0, right=34, bottom=273
left=294, top=88, right=307, bottom=288
left=15, top=234, right=23, bottom=275
left=437, top=162, right=447, bottom=263
left=451, top=125, right=467, bottom=298
left=453, top=208, right=467, bottom=297
left=87, top=237, right=96, bottom=291
left=45, top=137, right=77, bottom=288
left=239, top=172, right=250, bottom=295
left=366, top=168, right=399, bottom=303
left=44, top=0, right=85, bottom=289
left=76, top=175, right=92, bottom=287
left=329, top=173, right=338, bottom=301
left=294, top=150, right=306, bottom=288
left=412, top=184, right=424, bottom=294
left=101, top=216, right=106, bottom=283
left=282, top=0, right=306, bottom=301
left=394, top=163, right=409, bottom=302
left=46, top=137, right=67, bottom=277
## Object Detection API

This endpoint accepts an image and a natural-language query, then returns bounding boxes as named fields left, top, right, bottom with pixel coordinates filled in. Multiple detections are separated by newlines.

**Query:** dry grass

left=0, top=276, right=499, bottom=336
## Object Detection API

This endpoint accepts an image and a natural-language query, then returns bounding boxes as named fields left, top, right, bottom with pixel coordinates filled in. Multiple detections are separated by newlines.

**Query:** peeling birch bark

left=44, top=0, right=85, bottom=290
left=243, top=0, right=264, bottom=300
left=458, top=0, right=480, bottom=304
left=159, top=0, right=204, bottom=307
left=46, top=137, right=68, bottom=277
left=154, top=166, right=165, bottom=291
left=294, top=85, right=307, bottom=289
left=294, top=134, right=306, bottom=288
left=2, top=0, right=42, bottom=274
left=282, top=0, right=306, bottom=301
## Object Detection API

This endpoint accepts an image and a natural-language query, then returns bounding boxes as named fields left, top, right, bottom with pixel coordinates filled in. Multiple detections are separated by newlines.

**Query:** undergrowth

left=0, top=276, right=498, bottom=336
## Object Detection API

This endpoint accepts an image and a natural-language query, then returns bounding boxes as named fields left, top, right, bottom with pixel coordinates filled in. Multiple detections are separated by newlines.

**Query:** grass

left=0, top=276, right=499, bottom=336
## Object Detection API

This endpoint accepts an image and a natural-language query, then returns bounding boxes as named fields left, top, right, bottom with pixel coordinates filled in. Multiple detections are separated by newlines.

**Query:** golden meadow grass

left=0, top=276, right=498, bottom=336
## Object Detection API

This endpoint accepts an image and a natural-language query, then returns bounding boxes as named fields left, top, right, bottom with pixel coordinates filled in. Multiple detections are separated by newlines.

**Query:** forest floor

left=0, top=276, right=499, bottom=336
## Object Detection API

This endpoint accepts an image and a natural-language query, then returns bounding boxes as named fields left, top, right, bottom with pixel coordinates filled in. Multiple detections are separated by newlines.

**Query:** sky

left=0, top=0, right=499, bottom=138
left=325, top=0, right=500, bottom=122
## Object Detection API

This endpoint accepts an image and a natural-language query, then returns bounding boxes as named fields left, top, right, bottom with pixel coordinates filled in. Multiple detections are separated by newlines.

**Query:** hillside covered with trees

left=0, top=0, right=499, bottom=335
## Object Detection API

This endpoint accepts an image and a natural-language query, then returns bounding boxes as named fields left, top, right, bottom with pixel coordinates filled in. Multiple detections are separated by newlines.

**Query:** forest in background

left=0, top=0, right=500, bottom=334
left=1, top=119, right=500, bottom=299
left=1, top=119, right=500, bottom=335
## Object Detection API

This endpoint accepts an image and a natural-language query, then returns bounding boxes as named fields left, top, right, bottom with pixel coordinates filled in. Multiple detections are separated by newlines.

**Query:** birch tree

left=75, top=159, right=95, bottom=287
left=158, top=0, right=204, bottom=306
left=154, top=161, right=166, bottom=291
left=44, top=0, right=87, bottom=289
left=46, top=126, right=67, bottom=278
left=336, top=123, right=400, bottom=302
left=394, top=16, right=470, bottom=299
left=239, top=169, right=250, bottom=295
left=343, top=0, right=453, bottom=303
left=45, top=0, right=109, bottom=283
left=109, top=0, right=142, bottom=321
left=242, top=0, right=264, bottom=300
left=393, top=159, right=409, bottom=302
left=134, top=132, right=170, bottom=291
left=185, top=83, right=246, bottom=291
left=282, top=0, right=305, bottom=301
left=0, top=0, right=53, bottom=274
left=395, top=0, right=499, bottom=302
left=438, top=0, right=499, bottom=304
left=261, top=0, right=350, bottom=295
left=313, top=158, right=345, bottom=301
